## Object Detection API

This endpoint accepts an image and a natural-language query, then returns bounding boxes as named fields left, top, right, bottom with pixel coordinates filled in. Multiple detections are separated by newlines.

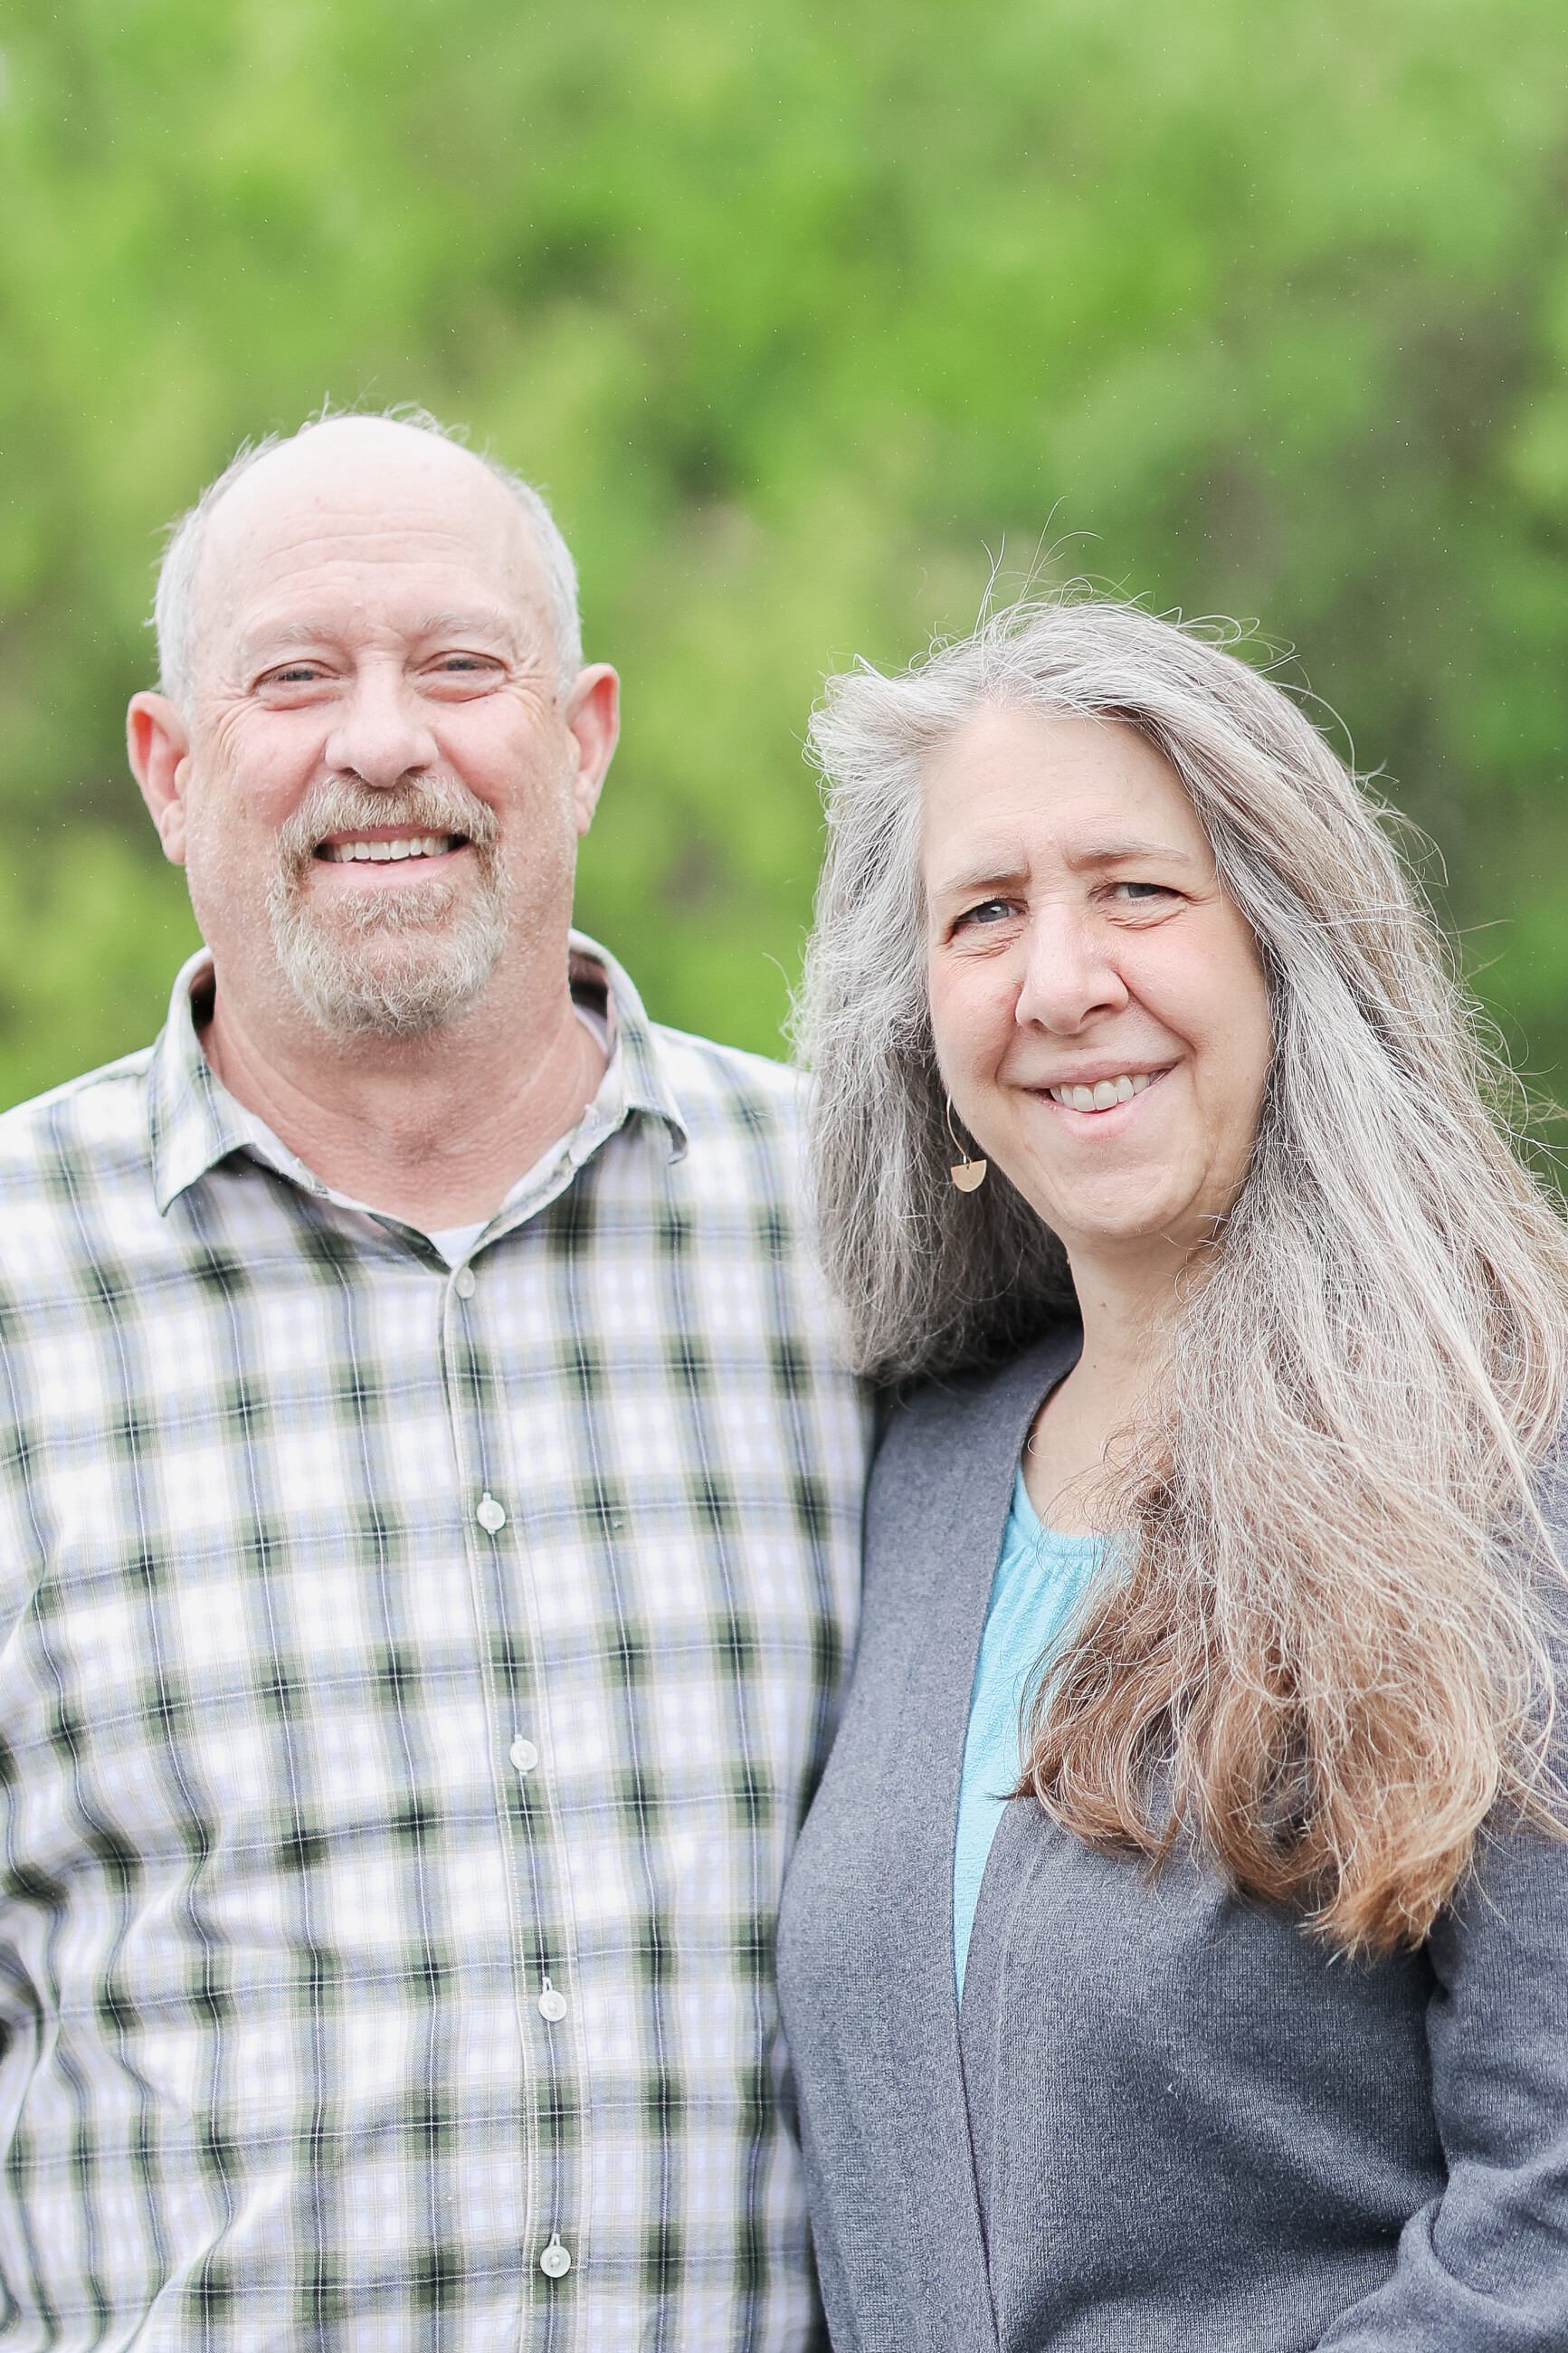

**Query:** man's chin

left=272, top=916, right=503, bottom=1040
left=269, top=863, right=510, bottom=1040
left=285, top=957, right=496, bottom=1039
left=311, top=874, right=461, bottom=938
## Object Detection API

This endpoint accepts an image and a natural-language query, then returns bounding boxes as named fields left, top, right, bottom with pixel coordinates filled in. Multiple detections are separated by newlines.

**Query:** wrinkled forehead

left=920, top=706, right=1213, bottom=857
left=191, top=426, right=551, bottom=676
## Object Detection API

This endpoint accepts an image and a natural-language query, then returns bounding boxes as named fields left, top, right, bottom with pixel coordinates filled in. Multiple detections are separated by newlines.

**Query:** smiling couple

left=1, top=408, right=1565, bottom=2353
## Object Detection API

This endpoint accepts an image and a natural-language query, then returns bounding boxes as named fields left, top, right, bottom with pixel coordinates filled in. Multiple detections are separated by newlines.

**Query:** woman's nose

left=324, top=668, right=439, bottom=790
left=1013, top=908, right=1129, bottom=1034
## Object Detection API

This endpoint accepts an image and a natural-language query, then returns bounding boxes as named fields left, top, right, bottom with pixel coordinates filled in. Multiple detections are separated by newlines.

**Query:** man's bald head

left=154, top=407, right=582, bottom=710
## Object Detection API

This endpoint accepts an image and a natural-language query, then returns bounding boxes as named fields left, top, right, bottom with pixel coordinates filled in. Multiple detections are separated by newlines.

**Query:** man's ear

left=564, top=665, right=620, bottom=838
left=128, top=693, right=194, bottom=865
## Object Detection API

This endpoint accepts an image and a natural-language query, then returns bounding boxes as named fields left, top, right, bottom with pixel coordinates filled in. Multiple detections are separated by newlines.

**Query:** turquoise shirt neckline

left=953, top=1464, right=1103, bottom=1997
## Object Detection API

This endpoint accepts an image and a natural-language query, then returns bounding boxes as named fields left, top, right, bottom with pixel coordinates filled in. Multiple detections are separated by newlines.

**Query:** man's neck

left=198, top=962, right=607, bottom=1231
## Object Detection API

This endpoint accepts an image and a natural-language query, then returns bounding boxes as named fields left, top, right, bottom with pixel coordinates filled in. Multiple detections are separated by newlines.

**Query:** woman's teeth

left=321, top=834, right=456, bottom=863
left=1049, top=1072, right=1154, bottom=1112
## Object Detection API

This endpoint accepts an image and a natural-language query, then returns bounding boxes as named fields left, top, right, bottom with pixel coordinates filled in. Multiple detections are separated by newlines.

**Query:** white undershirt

left=425, top=1220, right=488, bottom=1265
left=425, top=1004, right=609, bottom=1266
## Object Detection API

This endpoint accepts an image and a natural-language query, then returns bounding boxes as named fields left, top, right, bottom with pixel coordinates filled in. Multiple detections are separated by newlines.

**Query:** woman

left=776, top=600, right=1568, bottom=2352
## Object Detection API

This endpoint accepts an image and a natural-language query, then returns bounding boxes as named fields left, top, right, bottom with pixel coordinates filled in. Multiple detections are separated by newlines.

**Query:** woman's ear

left=128, top=693, right=194, bottom=865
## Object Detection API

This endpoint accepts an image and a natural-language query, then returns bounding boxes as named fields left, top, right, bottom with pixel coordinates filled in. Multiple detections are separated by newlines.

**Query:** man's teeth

left=321, top=834, right=457, bottom=864
left=1049, top=1072, right=1155, bottom=1112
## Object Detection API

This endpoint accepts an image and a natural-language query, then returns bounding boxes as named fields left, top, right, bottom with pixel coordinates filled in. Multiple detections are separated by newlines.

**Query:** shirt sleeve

left=1314, top=1801, right=1568, bottom=2350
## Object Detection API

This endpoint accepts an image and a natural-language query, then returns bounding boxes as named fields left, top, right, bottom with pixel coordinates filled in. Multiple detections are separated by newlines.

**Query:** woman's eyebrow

left=928, top=853, right=1031, bottom=900
left=1061, top=835, right=1198, bottom=870
left=931, top=840, right=1198, bottom=897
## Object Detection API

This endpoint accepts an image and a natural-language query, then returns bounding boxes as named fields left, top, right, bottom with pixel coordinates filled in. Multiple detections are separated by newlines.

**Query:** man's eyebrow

left=415, top=607, right=527, bottom=644
left=239, top=619, right=335, bottom=659
left=241, top=607, right=527, bottom=662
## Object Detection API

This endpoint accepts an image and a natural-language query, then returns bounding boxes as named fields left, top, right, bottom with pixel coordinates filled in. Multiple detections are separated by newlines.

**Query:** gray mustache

left=277, top=781, right=499, bottom=874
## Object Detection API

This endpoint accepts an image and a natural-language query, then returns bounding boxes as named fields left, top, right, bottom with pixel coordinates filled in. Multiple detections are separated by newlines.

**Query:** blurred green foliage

left=4, top=0, right=1568, bottom=1105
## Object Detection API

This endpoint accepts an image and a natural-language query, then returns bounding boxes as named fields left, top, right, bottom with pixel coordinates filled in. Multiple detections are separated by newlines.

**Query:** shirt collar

left=148, top=929, right=689, bottom=1219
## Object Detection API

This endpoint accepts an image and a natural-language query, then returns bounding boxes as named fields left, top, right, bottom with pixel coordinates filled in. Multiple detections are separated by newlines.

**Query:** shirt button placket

left=508, top=1739, right=569, bottom=2015
left=446, top=1265, right=569, bottom=2304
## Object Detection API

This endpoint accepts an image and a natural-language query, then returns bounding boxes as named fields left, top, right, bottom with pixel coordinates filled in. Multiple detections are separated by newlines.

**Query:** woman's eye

left=959, top=899, right=1015, bottom=928
left=1111, top=881, right=1171, bottom=902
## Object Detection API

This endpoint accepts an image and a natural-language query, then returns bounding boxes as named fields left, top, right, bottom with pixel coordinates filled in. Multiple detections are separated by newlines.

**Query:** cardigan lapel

left=875, top=1325, right=1083, bottom=2351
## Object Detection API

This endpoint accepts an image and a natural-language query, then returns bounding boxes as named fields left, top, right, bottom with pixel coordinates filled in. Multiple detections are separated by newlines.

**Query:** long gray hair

left=796, top=597, right=1568, bottom=1953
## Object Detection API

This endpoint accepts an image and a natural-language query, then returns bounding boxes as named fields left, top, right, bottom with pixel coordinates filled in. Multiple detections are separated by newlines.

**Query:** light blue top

left=953, top=1464, right=1103, bottom=1997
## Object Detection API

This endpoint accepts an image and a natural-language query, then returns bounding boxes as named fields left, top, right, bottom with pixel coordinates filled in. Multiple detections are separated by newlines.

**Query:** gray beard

left=266, top=781, right=512, bottom=1038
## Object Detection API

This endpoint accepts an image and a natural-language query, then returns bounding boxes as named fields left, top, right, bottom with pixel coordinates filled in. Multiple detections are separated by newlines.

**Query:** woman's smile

left=1035, top=1063, right=1171, bottom=1113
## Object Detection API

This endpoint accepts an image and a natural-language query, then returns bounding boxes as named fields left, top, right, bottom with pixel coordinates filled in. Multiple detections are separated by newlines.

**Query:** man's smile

left=315, top=828, right=468, bottom=864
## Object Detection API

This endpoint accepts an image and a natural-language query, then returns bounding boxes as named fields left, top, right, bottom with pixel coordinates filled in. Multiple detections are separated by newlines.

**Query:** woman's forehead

left=920, top=707, right=1207, bottom=872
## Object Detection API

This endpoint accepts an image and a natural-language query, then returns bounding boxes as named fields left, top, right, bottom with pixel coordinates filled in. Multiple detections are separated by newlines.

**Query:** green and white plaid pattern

left=0, top=938, right=867, bottom=2353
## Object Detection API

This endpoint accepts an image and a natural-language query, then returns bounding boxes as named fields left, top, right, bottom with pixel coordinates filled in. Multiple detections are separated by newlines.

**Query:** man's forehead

left=220, top=417, right=514, bottom=519
left=195, top=425, right=546, bottom=637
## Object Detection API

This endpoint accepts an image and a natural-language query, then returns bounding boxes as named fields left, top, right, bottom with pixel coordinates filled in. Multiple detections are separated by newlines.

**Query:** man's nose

left=1013, top=905, right=1130, bottom=1035
left=323, top=667, right=439, bottom=790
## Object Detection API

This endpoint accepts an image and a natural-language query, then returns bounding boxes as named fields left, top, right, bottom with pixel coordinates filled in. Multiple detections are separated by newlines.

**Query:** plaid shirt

left=0, top=938, right=867, bottom=2353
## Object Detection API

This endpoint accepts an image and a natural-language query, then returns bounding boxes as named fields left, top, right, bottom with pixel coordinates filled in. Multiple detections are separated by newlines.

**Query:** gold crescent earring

left=946, top=1095, right=987, bottom=1193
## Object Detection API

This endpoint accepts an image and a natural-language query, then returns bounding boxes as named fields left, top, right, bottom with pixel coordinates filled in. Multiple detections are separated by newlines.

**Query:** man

left=0, top=411, right=866, bottom=2349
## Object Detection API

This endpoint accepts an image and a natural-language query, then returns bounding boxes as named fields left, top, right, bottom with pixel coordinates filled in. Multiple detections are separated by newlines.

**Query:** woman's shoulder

left=877, top=1319, right=1083, bottom=1439
left=866, top=1320, right=1083, bottom=1538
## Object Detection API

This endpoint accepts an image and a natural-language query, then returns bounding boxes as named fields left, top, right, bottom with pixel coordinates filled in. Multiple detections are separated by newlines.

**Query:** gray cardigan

left=776, top=1329, right=1568, bottom=2352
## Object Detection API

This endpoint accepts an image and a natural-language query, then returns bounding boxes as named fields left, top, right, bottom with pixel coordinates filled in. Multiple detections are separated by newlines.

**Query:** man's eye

left=264, top=665, right=324, bottom=686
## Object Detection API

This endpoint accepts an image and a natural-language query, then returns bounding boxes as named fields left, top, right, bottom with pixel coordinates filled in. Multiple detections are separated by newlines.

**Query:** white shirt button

left=537, top=1977, right=567, bottom=2023
left=475, top=1492, right=506, bottom=1533
left=509, top=1736, right=539, bottom=1774
left=454, top=1267, right=476, bottom=1299
left=539, top=2234, right=571, bottom=2279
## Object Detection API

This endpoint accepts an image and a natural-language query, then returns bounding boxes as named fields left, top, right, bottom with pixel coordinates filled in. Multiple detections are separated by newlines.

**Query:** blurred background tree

left=4, top=0, right=1568, bottom=1106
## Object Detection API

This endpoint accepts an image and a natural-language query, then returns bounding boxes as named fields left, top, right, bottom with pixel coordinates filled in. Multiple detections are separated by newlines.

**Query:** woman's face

left=923, top=707, right=1273, bottom=1276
